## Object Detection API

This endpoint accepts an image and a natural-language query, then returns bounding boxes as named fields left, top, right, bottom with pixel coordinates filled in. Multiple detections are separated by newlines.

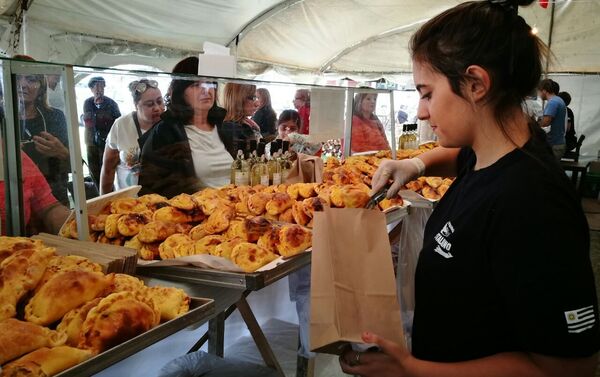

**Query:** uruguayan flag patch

left=564, top=306, right=596, bottom=334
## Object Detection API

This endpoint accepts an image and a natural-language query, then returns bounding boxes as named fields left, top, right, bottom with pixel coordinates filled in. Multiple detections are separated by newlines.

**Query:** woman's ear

left=464, top=65, right=491, bottom=102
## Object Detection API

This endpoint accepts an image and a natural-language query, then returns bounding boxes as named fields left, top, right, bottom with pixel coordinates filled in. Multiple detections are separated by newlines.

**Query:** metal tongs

left=365, top=182, right=392, bottom=209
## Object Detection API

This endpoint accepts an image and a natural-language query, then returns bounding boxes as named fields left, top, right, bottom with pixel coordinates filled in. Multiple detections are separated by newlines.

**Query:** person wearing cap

left=82, top=76, right=121, bottom=188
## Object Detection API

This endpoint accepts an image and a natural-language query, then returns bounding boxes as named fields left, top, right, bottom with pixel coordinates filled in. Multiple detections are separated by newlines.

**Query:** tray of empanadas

left=0, top=238, right=214, bottom=377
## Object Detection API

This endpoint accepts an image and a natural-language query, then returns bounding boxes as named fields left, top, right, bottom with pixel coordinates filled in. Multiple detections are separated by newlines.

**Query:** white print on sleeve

left=564, top=306, right=596, bottom=334
left=433, top=221, right=454, bottom=259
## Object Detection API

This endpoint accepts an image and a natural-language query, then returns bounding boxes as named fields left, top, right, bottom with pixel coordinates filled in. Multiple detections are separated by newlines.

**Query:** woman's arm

left=100, top=145, right=120, bottom=195
left=40, top=203, right=70, bottom=235
left=341, top=332, right=597, bottom=377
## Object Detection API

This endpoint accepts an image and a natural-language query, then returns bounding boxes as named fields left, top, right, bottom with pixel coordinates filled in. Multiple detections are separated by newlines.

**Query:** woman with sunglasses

left=222, top=83, right=262, bottom=152
left=99, top=79, right=165, bottom=194
left=138, top=57, right=231, bottom=197
left=340, top=0, right=599, bottom=376
left=17, top=72, right=71, bottom=207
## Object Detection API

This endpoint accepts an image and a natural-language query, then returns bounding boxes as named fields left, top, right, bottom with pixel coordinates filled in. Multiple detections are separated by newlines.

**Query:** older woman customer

left=222, top=83, right=262, bottom=152
left=351, top=93, right=390, bottom=153
left=17, top=73, right=71, bottom=205
left=138, top=57, right=231, bottom=197
left=100, top=79, right=165, bottom=194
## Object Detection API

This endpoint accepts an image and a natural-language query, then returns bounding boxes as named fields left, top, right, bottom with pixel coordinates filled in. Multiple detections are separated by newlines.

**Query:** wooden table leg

left=208, top=312, right=226, bottom=357
left=236, top=297, right=286, bottom=376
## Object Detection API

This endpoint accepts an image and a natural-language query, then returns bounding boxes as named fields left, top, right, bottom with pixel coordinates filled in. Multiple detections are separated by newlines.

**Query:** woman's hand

left=371, top=158, right=423, bottom=198
left=339, top=332, right=414, bottom=377
left=32, top=132, right=69, bottom=160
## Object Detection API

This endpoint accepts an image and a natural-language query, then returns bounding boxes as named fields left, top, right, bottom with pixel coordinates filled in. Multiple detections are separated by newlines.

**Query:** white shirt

left=184, top=125, right=233, bottom=189
left=106, top=112, right=148, bottom=190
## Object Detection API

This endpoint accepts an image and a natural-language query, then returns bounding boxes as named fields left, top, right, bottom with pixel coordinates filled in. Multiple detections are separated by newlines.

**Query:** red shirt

left=0, top=153, right=58, bottom=234
left=351, top=115, right=390, bottom=153
left=298, top=106, right=310, bottom=135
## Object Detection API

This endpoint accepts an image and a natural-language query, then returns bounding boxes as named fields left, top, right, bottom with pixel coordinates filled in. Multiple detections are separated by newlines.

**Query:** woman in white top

left=99, top=79, right=165, bottom=194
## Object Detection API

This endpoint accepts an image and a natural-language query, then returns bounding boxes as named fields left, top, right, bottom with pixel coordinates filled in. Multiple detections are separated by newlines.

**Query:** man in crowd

left=538, top=79, right=566, bottom=160
left=82, top=76, right=121, bottom=187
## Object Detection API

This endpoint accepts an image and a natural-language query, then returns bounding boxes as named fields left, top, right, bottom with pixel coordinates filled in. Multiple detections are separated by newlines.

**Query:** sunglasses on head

left=130, top=80, right=159, bottom=93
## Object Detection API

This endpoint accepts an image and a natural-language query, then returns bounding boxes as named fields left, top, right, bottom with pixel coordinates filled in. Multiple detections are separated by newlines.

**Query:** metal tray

left=55, top=297, right=214, bottom=377
left=137, top=252, right=311, bottom=290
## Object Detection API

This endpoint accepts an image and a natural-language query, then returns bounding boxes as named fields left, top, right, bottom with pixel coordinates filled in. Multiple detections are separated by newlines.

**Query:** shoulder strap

left=132, top=111, right=143, bottom=138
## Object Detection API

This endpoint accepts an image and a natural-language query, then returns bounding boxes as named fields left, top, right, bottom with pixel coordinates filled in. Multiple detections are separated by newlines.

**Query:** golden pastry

left=138, top=221, right=179, bottom=243
left=153, top=206, right=193, bottom=224
left=68, top=218, right=79, bottom=239
left=404, top=179, right=423, bottom=192
left=279, top=207, right=294, bottom=224
left=88, top=214, right=108, bottom=232
left=278, top=225, right=312, bottom=257
left=25, top=270, right=114, bottom=326
left=137, top=193, right=169, bottom=209
left=291, top=201, right=310, bottom=226
left=286, top=183, right=301, bottom=200
left=124, top=235, right=143, bottom=251
left=422, top=185, right=441, bottom=200
left=204, top=206, right=235, bottom=234
left=247, top=192, right=272, bottom=216
left=193, top=235, right=224, bottom=255
left=379, top=196, right=404, bottom=211
left=257, top=227, right=281, bottom=255
left=169, top=193, right=198, bottom=211
left=437, top=183, right=450, bottom=197
left=97, top=233, right=125, bottom=246
left=189, top=223, right=209, bottom=241
left=298, top=183, right=317, bottom=199
left=1, top=346, right=94, bottom=377
left=116, top=213, right=150, bottom=237
left=103, top=213, right=122, bottom=239
left=213, top=237, right=244, bottom=260
left=79, top=291, right=159, bottom=353
left=139, top=242, right=160, bottom=261
left=110, top=197, right=147, bottom=214
left=143, top=286, right=190, bottom=322
left=0, top=247, right=54, bottom=321
left=424, top=176, right=443, bottom=189
left=112, top=273, right=144, bottom=293
left=0, top=318, right=67, bottom=365
left=265, top=193, right=293, bottom=216
left=302, top=197, right=327, bottom=218
left=35, top=255, right=103, bottom=294
left=243, top=216, right=273, bottom=243
left=230, top=243, right=278, bottom=273
left=159, top=234, right=194, bottom=259
left=56, top=298, right=102, bottom=347
left=316, top=185, right=333, bottom=206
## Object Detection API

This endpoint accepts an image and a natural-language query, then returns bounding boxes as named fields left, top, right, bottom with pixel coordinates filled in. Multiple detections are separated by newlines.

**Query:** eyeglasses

left=130, top=80, right=159, bottom=93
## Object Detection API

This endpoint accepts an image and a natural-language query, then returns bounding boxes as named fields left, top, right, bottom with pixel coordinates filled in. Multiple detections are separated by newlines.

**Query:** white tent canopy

left=0, top=0, right=599, bottom=160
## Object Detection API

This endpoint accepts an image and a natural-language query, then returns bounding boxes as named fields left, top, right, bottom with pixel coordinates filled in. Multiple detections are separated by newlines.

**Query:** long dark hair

left=410, top=0, right=546, bottom=140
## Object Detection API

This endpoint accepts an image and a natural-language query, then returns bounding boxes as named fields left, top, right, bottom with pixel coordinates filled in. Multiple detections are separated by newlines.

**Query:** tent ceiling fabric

left=4, top=0, right=599, bottom=74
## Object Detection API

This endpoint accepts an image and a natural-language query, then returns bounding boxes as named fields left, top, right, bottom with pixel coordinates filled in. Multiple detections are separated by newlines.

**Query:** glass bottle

left=268, top=150, right=283, bottom=185
left=251, top=155, right=269, bottom=186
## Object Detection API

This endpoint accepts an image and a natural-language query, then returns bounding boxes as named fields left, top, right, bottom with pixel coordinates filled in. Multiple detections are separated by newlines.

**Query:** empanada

left=378, top=197, right=404, bottom=211
left=213, top=238, right=244, bottom=260
left=169, top=193, right=198, bottom=211
left=138, top=221, right=179, bottom=243
left=124, top=235, right=143, bottom=251
left=137, top=193, right=169, bottom=211
left=112, top=273, right=145, bottom=293
left=139, top=241, right=161, bottom=261
left=243, top=216, right=273, bottom=243
left=265, top=193, right=293, bottom=215
left=1, top=346, right=93, bottom=377
left=279, top=208, right=294, bottom=224
left=204, top=206, right=235, bottom=234
left=153, top=206, right=193, bottom=224
left=103, top=214, right=122, bottom=239
left=286, top=184, right=301, bottom=200
left=302, top=197, right=327, bottom=218
left=421, top=185, right=441, bottom=200
left=0, top=318, right=67, bottom=365
left=257, top=227, right=281, bottom=255
left=88, top=214, right=108, bottom=232
left=278, top=225, right=312, bottom=257
left=247, top=192, right=272, bottom=216
left=230, top=243, right=278, bottom=273
left=193, top=235, right=224, bottom=255
left=297, top=183, right=317, bottom=199
left=424, top=176, right=443, bottom=189
left=35, top=255, right=103, bottom=294
left=110, top=197, right=147, bottom=214
left=79, top=291, right=159, bottom=353
left=189, top=223, right=209, bottom=241
left=143, top=286, right=190, bottom=322
left=25, top=270, right=114, bottom=326
left=291, top=201, right=310, bottom=226
left=0, top=247, right=54, bottom=321
left=56, top=298, right=101, bottom=346
left=117, top=213, right=150, bottom=237
left=158, top=234, right=194, bottom=259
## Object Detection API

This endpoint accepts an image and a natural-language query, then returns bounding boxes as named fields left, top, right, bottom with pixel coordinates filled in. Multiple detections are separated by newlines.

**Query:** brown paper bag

left=310, top=207, right=404, bottom=354
left=285, top=153, right=323, bottom=184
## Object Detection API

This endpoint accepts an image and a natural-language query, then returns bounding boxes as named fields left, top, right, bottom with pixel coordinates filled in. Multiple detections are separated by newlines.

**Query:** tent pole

left=544, top=1, right=556, bottom=77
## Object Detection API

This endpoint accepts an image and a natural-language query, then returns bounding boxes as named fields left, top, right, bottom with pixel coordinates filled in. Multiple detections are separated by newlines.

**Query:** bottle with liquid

left=399, top=124, right=407, bottom=150
left=231, top=149, right=250, bottom=186
left=268, top=150, right=283, bottom=185
left=280, top=150, right=293, bottom=180
left=251, top=154, right=269, bottom=186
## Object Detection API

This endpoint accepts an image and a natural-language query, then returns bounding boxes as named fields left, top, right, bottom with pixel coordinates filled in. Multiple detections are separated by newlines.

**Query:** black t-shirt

left=412, top=137, right=600, bottom=362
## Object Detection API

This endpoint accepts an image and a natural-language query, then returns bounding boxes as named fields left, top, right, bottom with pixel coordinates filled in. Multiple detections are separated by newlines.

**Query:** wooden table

left=561, top=160, right=590, bottom=196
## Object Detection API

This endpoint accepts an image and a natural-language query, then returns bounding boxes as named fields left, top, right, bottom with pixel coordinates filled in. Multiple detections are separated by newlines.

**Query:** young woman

left=138, top=57, right=231, bottom=197
left=341, top=1, right=599, bottom=376
left=100, top=79, right=165, bottom=194
left=351, top=92, right=390, bottom=153
left=252, top=88, right=277, bottom=139
left=222, top=83, right=261, bottom=152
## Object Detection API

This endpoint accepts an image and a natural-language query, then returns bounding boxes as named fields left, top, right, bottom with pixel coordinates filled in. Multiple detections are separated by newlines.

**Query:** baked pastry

left=437, top=183, right=450, bottom=197
left=189, top=223, right=209, bottom=241
left=103, top=214, right=122, bottom=239
left=421, top=185, right=441, bottom=200
left=0, top=247, right=54, bottom=321
left=25, top=270, right=114, bottom=326
left=97, top=233, right=125, bottom=246
left=279, top=208, right=294, bottom=224
left=56, top=298, right=102, bottom=346
left=257, top=227, right=281, bottom=255
left=0, top=318, right=67, bottom=365
left=265, top=193, right=293, bottom=216
left=224, top=220, right=244, bottom=240
left=137, top=193, right=169, bottom=210
left=1, top=346, right=94, bottom=377
left=330, top=185, right=370, bottom=208
left=68, top=218, right=79, bottom=239
left=278, top=225, right=312, bottom=257
left=291, top=201, right=310, bottom=226
left=213, top=237, right=244, bottom=260
left=138, top=221, right=180, bottom=243
left=139, top=242, right=161, bottom=261
left=124, top=235, right=142, bottom=251
left=35, top=255, right=103, bottom=294
left=204, top=206, right=235, bottom=234
left=404, top=179, right=423, bottom=192
left=302, top=197, right=327, bottom=218
left=316, top=185, right=333, bottom=206
left=193, top=235, right=224, bottom=255
left=230, top=243, right=278, bottom=273
left=298, top=183, right=317, bottom=199
left=153, top=206, right=193, bottom=224
left=112, top=273, right=145, bottom=293
left=117, top=213, right=150, bottom=237
left=144, top=286, right=190, bottom=322
left=110, top=197, right=147, bottom=214
left=169, top=193, right=198, bottom=211
left=88, top=214, right=108, bottom=232
left=158, top=234, right=194, bottom=259
left=243, top=216, right=273, bottom=243
left=286, top=183, right=301, bottom=200
left=424, top=176, right=443, bottom=189
left=379, top=197, right=404, bottom=211
left=79, top=291, right=159, bottom=353
left=247, top=192, right=272, bottom=216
